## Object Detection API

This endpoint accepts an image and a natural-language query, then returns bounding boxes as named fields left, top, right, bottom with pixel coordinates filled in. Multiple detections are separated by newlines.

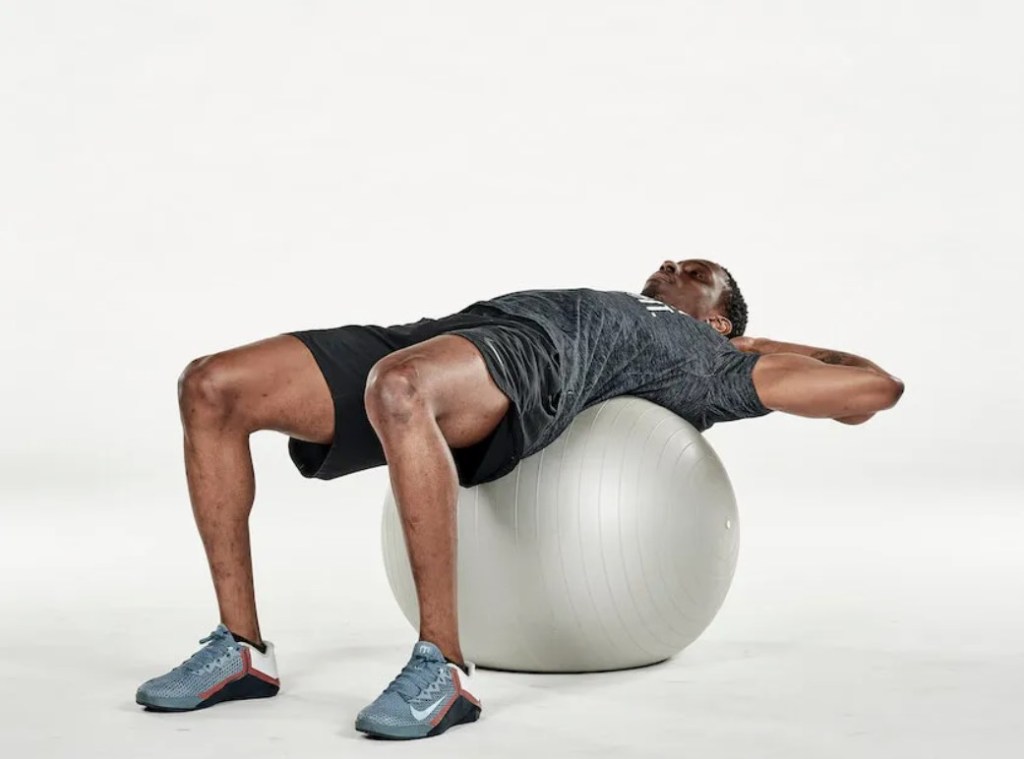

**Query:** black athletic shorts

left=285, top=308, right=562, bottom=487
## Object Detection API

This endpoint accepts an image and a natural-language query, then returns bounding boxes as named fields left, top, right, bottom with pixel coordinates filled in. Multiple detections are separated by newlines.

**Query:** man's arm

left=733, top=337, right=905, bottom=424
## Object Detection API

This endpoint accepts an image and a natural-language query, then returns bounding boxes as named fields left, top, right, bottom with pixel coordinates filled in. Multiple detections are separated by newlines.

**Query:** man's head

left=641, top=259, right=748, bottom=338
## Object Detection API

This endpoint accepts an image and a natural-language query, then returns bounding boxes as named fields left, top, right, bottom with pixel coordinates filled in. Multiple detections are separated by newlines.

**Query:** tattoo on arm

left=811, top=350, right=853, bottom=366
left=772, top=340, right=891, bottom=377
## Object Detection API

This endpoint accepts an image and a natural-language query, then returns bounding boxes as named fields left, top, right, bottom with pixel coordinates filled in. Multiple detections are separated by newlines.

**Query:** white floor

left=2, top=464, right=1021, bottom=758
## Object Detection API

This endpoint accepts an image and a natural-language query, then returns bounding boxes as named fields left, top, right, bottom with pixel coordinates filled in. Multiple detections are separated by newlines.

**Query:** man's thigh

left=185, top=334, right=335, bottom=443
left=286, top=316, right=533, bottom=485
left=367, top=334, right=511, bottom=449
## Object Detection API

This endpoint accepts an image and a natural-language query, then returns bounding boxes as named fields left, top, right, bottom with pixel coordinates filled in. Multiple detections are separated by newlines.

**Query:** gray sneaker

left=355, top=641, right=482, bottom=739
left=136, top=624, right=280, bottom=712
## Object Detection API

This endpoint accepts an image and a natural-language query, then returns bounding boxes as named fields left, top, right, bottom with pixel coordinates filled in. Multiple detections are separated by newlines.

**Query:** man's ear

left=705, top=314, right=733, bottom=336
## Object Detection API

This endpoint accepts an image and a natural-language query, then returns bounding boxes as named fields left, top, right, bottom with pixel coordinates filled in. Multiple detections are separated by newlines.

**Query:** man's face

left=641, top=259, right=730, bottom=321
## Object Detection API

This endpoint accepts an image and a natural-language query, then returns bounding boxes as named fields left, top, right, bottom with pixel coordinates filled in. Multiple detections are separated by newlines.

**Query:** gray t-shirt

left=461, top=288, right=773, bottom=456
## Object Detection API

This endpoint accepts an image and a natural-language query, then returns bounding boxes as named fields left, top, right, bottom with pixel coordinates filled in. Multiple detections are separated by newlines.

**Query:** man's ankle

left=228, top=629, right=267, bottom=654
left=445, top=656, right=471, bottom=676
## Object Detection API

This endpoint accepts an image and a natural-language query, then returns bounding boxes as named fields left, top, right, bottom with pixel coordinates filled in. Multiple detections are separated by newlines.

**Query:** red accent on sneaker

left=249, top=667, right=281, bottom=687
left=198, top=648, right=251, bottom=700
left=196, top=646, right=281, bottom=700
left=450, top=667, right=482, bottom=709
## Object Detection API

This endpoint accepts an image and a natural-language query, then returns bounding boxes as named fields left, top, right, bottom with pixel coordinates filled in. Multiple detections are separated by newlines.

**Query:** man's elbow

left=866, top=376, right=905, bottom=415
left=834, top=378, right=904, bottom=425
left=884, top=377, right=905, bottom=409
left=835, top=413, right=874, bottom=425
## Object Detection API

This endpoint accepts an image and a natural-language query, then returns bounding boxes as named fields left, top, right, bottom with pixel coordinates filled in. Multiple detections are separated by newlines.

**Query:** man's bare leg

left=364, top=335, right=509, bottom=666
left=177, top=335, right=335, bottom=643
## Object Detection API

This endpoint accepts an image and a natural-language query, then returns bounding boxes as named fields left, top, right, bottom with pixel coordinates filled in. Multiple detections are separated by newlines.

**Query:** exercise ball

left=380, top=396, right=740, bottom=673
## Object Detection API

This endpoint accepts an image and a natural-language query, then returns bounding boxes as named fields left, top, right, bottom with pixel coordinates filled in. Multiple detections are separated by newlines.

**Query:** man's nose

left=660, top=260, right=679, bottom=275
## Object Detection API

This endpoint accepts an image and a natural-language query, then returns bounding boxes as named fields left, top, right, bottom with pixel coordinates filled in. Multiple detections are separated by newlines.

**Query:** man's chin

left=640, top=282, right=660, bottom=298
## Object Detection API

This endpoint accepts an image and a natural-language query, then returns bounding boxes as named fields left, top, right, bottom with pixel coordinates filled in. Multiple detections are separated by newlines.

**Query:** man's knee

left=178, top=354, right=243, bottom=426
left=364, top=357, right=431, bottom=428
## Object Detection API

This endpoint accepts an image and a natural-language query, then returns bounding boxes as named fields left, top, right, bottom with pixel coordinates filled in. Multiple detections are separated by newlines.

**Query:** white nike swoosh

left=410, top=695, right=447, bottom=721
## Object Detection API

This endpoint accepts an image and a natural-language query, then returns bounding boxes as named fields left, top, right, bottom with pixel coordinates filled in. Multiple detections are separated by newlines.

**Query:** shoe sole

left=356, top=695, right=482, bottom=740
left=138, top=673, right=280, bottom=712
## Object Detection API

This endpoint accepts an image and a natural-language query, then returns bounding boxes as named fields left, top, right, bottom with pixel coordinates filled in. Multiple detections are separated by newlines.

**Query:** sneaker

left=355, top=641, right=482, bottom=740
left=136, top=624, right=280, bottom=712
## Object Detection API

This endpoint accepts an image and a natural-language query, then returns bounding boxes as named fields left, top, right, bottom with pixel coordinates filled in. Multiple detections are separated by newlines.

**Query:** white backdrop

left=2, top=2, right=1021, bottom=496
left=1, top=2, right=1022, bottom=757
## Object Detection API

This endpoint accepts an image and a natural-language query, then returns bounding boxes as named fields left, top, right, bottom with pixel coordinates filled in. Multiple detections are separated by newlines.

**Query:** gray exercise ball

left=380, top=396, right=740, bottom=673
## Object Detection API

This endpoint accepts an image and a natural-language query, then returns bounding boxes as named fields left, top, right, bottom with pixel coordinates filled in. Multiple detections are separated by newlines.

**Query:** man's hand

left=728, top=336, right=762, bottom=353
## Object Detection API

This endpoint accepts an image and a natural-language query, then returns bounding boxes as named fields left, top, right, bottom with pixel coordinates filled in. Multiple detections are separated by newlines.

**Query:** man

left=135, top=259, right=904, bottom=739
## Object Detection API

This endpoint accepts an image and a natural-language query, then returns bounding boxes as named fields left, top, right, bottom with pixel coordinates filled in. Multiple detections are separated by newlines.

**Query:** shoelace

left=176, top=627, right=236, bottom=674
left=382, top=655, right=440, bottom=700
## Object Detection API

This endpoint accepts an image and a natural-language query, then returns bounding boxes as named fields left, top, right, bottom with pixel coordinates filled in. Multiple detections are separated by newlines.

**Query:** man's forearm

left=755, top=339, right=900, bottom=383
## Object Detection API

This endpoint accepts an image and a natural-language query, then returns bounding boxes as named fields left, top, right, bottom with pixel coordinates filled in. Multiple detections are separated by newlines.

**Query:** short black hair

left=716, top=264, right=748, bottom=338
